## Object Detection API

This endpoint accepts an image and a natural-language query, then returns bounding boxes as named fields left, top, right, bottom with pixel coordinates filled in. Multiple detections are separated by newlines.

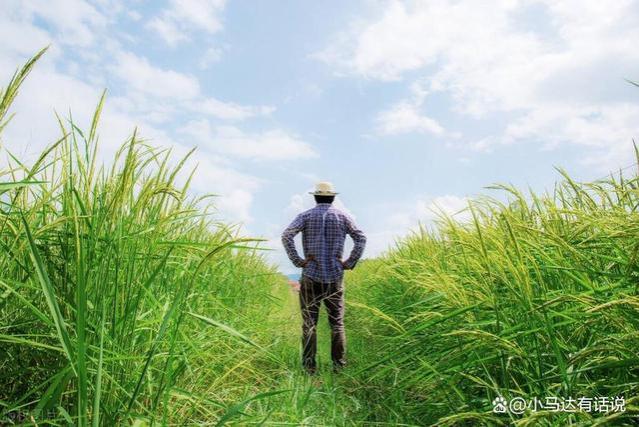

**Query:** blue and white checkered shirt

left=282, top=203, right=367, bottom=283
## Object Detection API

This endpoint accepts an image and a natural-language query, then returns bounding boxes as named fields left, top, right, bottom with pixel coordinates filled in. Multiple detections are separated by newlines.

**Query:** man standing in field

left=282, top=182, right=367, bottom=374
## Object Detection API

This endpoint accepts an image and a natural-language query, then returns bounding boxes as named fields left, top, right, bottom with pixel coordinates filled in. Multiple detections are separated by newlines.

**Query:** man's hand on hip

left=301, top=255, right=315, bottom=267
left=339, top=259, right=352, bottom=270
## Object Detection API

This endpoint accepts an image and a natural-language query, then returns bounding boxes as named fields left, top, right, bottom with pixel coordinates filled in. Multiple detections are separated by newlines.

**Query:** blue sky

left=1, top=0, right=639, bottom=274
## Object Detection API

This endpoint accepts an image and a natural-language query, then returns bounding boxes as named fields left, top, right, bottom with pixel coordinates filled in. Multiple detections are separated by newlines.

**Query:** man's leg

left=299, top=276, right=321, bottom=373
left=325, top=279, right=346, bottom=369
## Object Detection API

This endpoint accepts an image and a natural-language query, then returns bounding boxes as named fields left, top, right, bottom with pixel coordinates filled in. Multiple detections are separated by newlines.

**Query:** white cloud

left=147, top=17, right=188, bottom=46
left=181, top=120, right=318, bottom=161
left=127, top=10, right=142, bottom=21
left=7, top=0, right=107, bottom=47
left=376, top=101, right=445, bottom=135
left=0, top=15, right=53, bottom=65
left=111, top=51, right=201, bottom=100
left=318, top=0, right=639, bottom=170
left=504, top=103, right=639, bottom=167
left=109, top=50, right=273, bottom=122
left=198, top=98, right=275, bottom=121
left=375, top=81, right=462, bottom=137
left=176, top=149, right=261, bottom=224
left=314, top=0, right=441, bottom=81
left=148, top=0, right=227, bottom=46
left=199, top=46, right=224, bottom=69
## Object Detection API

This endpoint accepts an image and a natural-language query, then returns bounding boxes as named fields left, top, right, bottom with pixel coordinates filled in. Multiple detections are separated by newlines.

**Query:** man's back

left=282, top=203, right=366, bottom=283
left=281, top=182, right=366, bottom=374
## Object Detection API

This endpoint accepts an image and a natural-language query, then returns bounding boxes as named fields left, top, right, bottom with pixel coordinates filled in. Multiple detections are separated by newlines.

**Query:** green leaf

left=188, top=312, right=262, bottom=349
left=215, top=390, right=290, bottom=427
left=21, top=214, right=76, bottom=374
left=0, top=180, right=46, bottom=194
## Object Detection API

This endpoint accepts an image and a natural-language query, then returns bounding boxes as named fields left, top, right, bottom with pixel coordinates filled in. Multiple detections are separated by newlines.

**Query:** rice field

left=1, top=50, right=638, bottom=426
left=342, top=167, right=639, bottom=425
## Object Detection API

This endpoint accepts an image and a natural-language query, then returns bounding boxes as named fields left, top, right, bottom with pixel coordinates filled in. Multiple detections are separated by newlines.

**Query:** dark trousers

left=299, top=275, right=346, bottom=371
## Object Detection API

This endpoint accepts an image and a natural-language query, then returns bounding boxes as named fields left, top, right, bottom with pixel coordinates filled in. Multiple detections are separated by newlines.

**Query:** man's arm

left=281, top=214, right=306, bottom=268
left=342, top=215, right=366, bottom=270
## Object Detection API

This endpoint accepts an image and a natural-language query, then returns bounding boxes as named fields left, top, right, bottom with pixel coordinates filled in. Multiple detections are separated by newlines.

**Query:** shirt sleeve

left=281, top=213, right=306, bottom=268
left=343, top=214, right=366, bottom=269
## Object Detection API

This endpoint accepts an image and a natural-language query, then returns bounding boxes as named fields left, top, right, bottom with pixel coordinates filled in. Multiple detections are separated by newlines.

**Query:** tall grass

left=0, top=49, right=286, bottom=425
left=345, top=165, right=639, bottom=425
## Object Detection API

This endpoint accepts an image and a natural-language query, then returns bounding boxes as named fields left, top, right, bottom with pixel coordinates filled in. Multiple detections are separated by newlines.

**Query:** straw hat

left=309, top=181, right=339, bottom=196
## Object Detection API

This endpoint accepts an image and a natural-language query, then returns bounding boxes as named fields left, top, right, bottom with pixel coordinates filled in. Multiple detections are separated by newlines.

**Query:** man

left=281, top=182, right=366, bottom=374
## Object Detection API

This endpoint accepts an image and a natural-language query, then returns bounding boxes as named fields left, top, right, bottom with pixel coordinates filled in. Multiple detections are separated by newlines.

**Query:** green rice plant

left=0, top=50, right=287, bottom=426
left=345, top=159, right=639, bottom=425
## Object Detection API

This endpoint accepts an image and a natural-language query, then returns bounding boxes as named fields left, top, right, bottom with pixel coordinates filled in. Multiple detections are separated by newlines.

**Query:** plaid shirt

left=282, top=203, right=366, bottom=283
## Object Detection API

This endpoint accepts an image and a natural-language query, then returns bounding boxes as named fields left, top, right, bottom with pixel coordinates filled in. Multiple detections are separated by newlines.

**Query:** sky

left=1, top=0, right=639, bottom=274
